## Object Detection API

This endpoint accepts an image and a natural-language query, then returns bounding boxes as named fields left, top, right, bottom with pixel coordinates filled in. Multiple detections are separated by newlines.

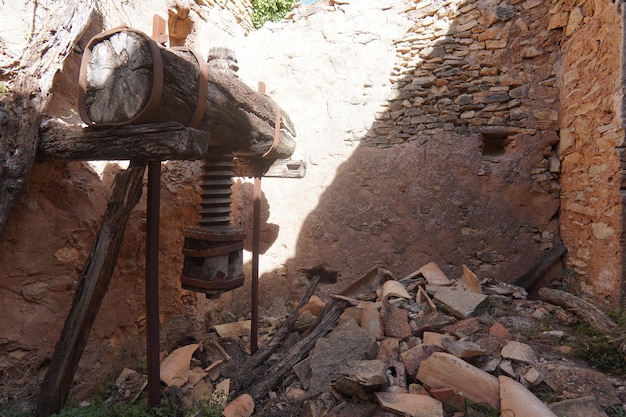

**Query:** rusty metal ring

left=171, top=47, right=208, bottom=128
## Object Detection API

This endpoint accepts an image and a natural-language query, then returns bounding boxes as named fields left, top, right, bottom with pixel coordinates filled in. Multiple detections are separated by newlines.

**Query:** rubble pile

left=112, top=263, right=626, bottom=417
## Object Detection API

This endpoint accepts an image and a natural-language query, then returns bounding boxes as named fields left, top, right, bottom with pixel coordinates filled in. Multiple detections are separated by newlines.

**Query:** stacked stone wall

left=556, top=0, right=625, bottom=307
left=366, top=0, right=562, bottom=203
left=198, top=0, right=254, bottom=32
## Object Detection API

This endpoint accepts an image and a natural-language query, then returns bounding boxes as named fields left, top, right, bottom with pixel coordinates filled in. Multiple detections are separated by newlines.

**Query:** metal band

left=262, top=102, right=282, bottom=158
left=181, top=241, right=244, bottom=257
left=171, top=47, right=208, bottom=128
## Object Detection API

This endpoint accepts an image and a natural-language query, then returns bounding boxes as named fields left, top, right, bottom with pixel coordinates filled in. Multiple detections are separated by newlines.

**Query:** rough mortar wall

left=557, top=0, right=626, bottom=308
left=1, top=0, right=624, bottom=411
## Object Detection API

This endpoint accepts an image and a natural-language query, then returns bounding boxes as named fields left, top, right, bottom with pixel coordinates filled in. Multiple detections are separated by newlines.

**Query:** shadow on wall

left=270, top=0, right=564, bottom=299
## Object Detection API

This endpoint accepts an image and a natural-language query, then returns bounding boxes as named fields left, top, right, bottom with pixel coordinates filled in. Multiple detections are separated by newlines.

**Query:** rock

left=214, top=379, right=230, bottom=405
left=431, top=288, right=488, bottom=319
left=295, top=310, right=317, bottom=331
left=488, top=322, right=511, bottom=339
left=285, top=387, right=308, bottom=402
left=188, top=367, right=208, bottom=386
left=308, top=319, right=379, bottom=396
left=374, top=392, right=443, bottom=417
left=499, top=375, right=558, bottom=417
left=441, top=339, right=486, bottom=358
left=299, top=295, right=326, bottom=316
left=107, top=368, right=147, bottom=402
left=416, top=352, right=500, bottom=411
left=501, top=340, right=538, bottom=365
left=522, top=367, right=543, bottom=386
left=545, top=365, right=621, bottom=407
left=381, top=280, right=411, bottom=300
left=422, top=331, right=455, bottom=347
left=417, top=262, right=454, bottom=286
left=382, top=300, right=411, bottom=338
left=376, top=338, right=400, bottom=364
left=428, top=387, right=465, bottom=411
left=457, top=265, right=481, bottom=293
left=186, top=379, right=214, bottom=407
left=440, top=317, right=482, bottom=337
left=160, top=344, right=200, bottom=387
left=549, top=396, right=610, bottom=417
left=411, top=311, right=457, bottom=335
left=293, top=357, right=312, bottom=390
left=222, top=393, right=255, bottom=417
left=360, top=304, right=384, bottom=340
left=401, top=343, right=446, bottom=376
left=212, top=321, right=252, bottom=338
left=339, top=359, right=388, bottom=386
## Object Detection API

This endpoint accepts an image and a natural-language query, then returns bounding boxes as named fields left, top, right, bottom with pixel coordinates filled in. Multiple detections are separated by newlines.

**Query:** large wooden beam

left=39, top=121, right=215, bottom=161
left=39, top=121, right=306, bottom=178
left=0, top=0, right=96, bottom=238
left=80, top=30, right=296, bottom=158
left=36, top=163, right=146, bottom=417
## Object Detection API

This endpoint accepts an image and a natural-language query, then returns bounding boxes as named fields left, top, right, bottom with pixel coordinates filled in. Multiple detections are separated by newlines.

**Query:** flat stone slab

left=431, top=288, right=488, bottom=319
left=308, top=319, right=379, bottom=395
left=549, top=396, right=609, bottom=417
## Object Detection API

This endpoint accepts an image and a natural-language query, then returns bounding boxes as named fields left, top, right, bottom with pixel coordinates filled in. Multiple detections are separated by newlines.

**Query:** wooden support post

left=36, top=163, right=146, bottom=416
left=146, top=161, right=162, bottom=407
left=251, top=176, right=261, bottom=354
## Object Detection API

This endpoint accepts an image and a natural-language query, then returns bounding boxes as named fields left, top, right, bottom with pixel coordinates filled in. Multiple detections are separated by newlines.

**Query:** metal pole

left=147, top=16, right=165, bottom=407
left=251, top=176, right=261, bottom=353
left=146, top=160, right=161, bottom=407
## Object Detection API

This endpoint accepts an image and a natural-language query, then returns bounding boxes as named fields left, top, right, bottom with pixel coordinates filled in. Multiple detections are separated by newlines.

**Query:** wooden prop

left=538, top=287, right=617, bottom=332
left=36, top=163, right=146, bottom=416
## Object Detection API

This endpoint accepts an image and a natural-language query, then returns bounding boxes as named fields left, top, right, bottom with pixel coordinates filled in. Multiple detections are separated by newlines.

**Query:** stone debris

left=160, top=344, right=200, bottom=387
left=110, top=261, right=626, bottom=416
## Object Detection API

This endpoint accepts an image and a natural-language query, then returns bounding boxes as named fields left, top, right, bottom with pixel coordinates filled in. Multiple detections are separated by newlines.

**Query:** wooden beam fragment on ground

left=36, top=163, right=146, bottom=416
left=234, top=277, right=320, bottom=393
left=512, top=243, right=566, bottom=289
left=538, top=287, right=617, bottom=332
left=246, top=300, right=348, bottom=401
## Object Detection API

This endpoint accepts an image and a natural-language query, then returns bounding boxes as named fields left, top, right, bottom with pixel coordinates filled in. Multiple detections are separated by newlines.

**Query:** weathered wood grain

left=81, top=30, right=296, bottom=158
left=36, top=163, right=146, bottom=416
left=0, top=0, right=96, bottom=238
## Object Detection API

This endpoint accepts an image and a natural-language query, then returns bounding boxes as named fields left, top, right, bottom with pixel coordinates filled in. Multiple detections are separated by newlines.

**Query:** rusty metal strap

left=258, top=81, right=282, bottom=158
left=78, top=26, right=164, bottom=127
left=182, top=241, right=244, bottom=258
left=172, top=47, right=208, bottom=129
left=181, top=274, right=245, bottom=290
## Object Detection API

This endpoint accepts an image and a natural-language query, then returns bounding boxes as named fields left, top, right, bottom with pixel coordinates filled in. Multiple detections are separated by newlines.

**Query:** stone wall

left=556, top=0, right=626, bottom=308
left=2, top=0, right=626, bottom=412
left=268, top=0, right=563, bottom=290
